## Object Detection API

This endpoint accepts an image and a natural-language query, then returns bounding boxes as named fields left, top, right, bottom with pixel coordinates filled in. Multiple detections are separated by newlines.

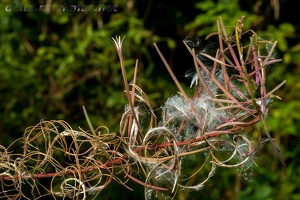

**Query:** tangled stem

left=0, top=17, right=285, bottom=200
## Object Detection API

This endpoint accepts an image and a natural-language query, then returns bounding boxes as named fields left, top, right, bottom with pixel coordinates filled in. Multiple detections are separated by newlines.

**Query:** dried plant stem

left=127, top=59, right=139, bottom=136
left=183, top=40, right=241, bottom=106
left=83, top=106, right=111, bottom=160
left=192, top=49, right=216, bottom=99
left=235, top=24, right=258, bottom=109
left=154, top=43, right=204, bottom=125
left=114, top=37, right=143, bottom=142
left=261, top=117, right=286, bottom=166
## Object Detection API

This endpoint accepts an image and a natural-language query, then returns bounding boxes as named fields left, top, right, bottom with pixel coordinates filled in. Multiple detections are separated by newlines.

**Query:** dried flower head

left=111, top=35, right=126, bottom=52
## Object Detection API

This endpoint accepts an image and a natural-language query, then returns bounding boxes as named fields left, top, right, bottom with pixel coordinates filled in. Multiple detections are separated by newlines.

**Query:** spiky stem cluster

left=0, top=17, right=284, bottom=200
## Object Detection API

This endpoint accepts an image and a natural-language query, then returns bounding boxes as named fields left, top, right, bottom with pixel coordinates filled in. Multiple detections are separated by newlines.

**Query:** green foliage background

left=0, top=0, right=299, bottom=199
